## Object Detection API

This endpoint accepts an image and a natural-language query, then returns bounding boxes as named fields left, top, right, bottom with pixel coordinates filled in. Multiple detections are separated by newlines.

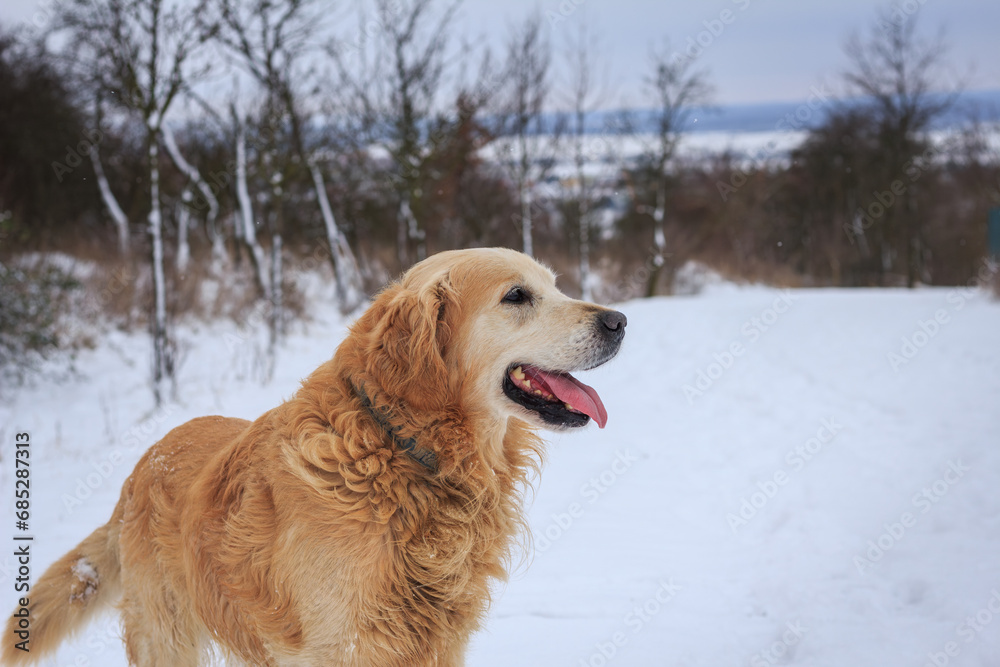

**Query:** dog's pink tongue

left=528, top=368, right=608, bottom=428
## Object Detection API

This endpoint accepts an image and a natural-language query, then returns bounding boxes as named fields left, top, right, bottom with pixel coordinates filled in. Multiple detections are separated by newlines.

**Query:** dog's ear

left=364, top=272, right=457, bottom=412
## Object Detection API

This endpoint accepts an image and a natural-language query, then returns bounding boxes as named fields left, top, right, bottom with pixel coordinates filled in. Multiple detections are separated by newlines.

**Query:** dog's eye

left=502, top=287, right=531, bottom=305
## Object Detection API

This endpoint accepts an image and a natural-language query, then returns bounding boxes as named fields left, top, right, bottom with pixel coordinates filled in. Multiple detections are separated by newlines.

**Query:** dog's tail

left=2, top=520, right=121, bottom=665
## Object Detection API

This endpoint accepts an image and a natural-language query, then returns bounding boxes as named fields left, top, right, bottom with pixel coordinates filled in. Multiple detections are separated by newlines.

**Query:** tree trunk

left=209, top=223, right=227, bottom=275
left=161, top=123, right=219, bottom=248
left=310, top=163, right=364, bottom=313
left=517, top=124, right=535, bottom=258
left=89, top=146, right=130, bottom=255
left=176, top=188, right=191, bottom=274
left=267, top=231, right=283, bottom=381
left=403, top=193, right=426, bottom=262
left=397, top=202, right=409, bottom=269
left=577, top=183, right=592, bottom=301
left=906, top=196, right=921, bottom=288
left=267, top=173, right=286, bottom=364
left=849, top=206, right=872, bottom=260
left=148, top=137, right=171, bottom=405
left=235, top=119, right=270, bottom=299
left=521, top=183, right=534, bottom=257
left=906, top=237, right=917, bottom=288
left=398, top=193, right=426, bottom=266
left=579, top=210, right=592, bottom=301
left=645, top=184, right=667, bottom=297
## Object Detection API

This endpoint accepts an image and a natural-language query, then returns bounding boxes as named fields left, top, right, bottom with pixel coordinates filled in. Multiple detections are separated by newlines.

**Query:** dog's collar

left=351, top=383, right=438, bottom=472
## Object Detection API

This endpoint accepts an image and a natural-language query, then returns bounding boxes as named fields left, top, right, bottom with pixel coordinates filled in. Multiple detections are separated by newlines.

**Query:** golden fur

left=3, top=248, right=624, bottom=666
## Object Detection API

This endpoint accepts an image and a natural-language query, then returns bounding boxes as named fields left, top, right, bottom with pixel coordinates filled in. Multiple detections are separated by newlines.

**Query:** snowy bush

left=0, top=261, right=80, bottom=384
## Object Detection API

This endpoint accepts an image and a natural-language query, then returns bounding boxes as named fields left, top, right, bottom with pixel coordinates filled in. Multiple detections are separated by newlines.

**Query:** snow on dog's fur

left=3, top=248, right=625, bottom=666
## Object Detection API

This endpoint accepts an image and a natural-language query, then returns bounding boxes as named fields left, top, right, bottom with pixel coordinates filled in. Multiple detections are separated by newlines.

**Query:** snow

left=71, top=557, right=98, bottom=583
left=478, top=131, right=812, bottom=178
left=70, top=557, right=99, bottom=603
left=2, top=282, right=999, bottom=666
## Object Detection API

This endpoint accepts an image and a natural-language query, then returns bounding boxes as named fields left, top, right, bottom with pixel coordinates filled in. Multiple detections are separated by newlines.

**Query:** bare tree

left=790, top=108, right=881, bottom=285
left=58, top=0, right=214, bottom=404
left=87, top=93, right=130, bottom=255
left=89, top=126, right=130, bottom=255
left=214, top=0, right=363, bottom=318
left=89, top=147, right=130, bottom=254
left=160, top=123, right=219, bottom=273
left=230, top=103, right=270, bottom=298
left=309, top=162, right=364, bottom=308
left=641, top=43, right=712, bottom=296
left=372, top=0, right=460, bottom=266
left=843, top=8, right=958, bottom=287
left=563, top=21, right=608, bottom=300
left=426, top=45, right=504, bottom=247
left=213, top=0, right=303, bottom=352
left=494, top=10, right=556, bottom=258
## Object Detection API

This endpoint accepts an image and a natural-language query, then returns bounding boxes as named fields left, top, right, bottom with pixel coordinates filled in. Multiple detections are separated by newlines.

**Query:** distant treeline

left=1, top=1, right=998, bottom=300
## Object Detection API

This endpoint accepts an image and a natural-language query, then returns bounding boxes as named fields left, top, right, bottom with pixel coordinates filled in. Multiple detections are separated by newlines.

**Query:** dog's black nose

left=600, top=310, right=627, bottom=338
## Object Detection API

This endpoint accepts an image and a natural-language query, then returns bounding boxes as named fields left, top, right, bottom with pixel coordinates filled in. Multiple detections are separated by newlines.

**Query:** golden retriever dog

left=3, top=248, right=626, bottom=666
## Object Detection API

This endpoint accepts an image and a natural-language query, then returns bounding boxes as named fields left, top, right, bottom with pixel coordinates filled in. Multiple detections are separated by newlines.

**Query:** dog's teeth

left=534, top=390, right=542, bottom=395
left=564, top=402, right=574, bottom=411
left=523, top=379, right=531, bottom=388
left=512, top=366, right=525, bottom=380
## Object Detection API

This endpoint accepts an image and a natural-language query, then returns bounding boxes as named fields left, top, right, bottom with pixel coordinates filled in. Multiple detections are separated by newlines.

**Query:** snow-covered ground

left=478, top=125, right=1000, bottom=186
left=2, top=280, right=999, bottom=666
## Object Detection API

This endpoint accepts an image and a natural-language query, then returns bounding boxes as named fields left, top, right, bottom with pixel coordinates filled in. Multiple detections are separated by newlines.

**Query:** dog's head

left=359, top=248, right=626, bottom=431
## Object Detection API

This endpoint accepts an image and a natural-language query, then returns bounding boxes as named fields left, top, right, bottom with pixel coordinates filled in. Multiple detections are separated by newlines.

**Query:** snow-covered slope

left=2, top=284, right=998, bottom=666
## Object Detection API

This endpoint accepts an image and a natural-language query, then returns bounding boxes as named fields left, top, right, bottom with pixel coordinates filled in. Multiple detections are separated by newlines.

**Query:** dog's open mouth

left=502, top=364, right=608, bottom=429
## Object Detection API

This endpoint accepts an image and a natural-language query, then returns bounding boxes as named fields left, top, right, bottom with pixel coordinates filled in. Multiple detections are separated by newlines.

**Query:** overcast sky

left=2, top=0, right=997, bottom=108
